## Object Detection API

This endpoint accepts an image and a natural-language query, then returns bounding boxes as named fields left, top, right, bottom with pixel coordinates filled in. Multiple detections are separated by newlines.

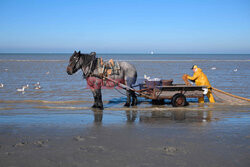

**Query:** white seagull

left=0, top=83, right=4, bottom=88
left=17, top=86, right=26, bottom=92
left=23, top=84, right=29, bottom=89
left=144, top=74, right=150, bottom=80
left=234, top=69, right=238, bottom=72
left=35, top=85, right=41, bottom=90
left=33, top=82, right=40, bottom=86
left=211, top=67, right=216, bottom=70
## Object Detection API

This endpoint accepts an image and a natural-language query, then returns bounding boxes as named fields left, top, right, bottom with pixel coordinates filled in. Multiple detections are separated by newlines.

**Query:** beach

left=0, top=53, right=250, bottom=166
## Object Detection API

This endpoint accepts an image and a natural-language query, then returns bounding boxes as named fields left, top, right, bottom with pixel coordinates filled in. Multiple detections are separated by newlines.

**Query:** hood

left=195, top=68, right=202, bottom=72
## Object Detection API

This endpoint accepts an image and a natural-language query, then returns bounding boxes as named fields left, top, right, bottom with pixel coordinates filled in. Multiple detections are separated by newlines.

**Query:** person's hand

left=182, top=74, right=191, bottom=86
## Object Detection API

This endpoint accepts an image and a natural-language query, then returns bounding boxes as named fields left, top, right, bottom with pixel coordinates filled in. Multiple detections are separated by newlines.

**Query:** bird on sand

left=23, top=84, right=29, bottom=89
left=17, top=86, right=26, bottom=92
left=34, top=85, right=41, bottom=90
left=33, top=82, right=40, bottom=86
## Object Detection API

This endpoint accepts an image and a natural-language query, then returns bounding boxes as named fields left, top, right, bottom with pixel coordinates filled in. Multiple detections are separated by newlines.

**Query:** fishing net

left=212, top=87, right=250, bottom=105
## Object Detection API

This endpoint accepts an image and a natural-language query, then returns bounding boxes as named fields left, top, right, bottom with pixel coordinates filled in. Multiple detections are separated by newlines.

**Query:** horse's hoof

left=91, top=104, right=97, bottom=108
left=131, top=102, right=137, bottom=106
left=124, top=103, right=130, bottom=107
left=98, top=106, right=104, bottom=110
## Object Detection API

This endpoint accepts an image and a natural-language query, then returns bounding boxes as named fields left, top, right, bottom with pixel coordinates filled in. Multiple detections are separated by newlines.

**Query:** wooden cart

left=137, top=83, right=206, bottom=107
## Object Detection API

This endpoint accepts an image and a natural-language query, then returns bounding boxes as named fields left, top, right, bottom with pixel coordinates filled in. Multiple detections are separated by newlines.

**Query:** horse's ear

left=78, top=51, right=81, bottom=54
left=74, top=51, right=77, bottom=54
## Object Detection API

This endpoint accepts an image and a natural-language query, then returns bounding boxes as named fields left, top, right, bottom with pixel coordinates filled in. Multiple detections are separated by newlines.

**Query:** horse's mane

left=80, top=52, right=96, bottom=67
left=80, top=52, right=97, bottom=78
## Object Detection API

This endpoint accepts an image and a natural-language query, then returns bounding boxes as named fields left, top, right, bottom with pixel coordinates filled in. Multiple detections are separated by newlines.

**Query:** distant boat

left=150, top=51, right=154, bottom=55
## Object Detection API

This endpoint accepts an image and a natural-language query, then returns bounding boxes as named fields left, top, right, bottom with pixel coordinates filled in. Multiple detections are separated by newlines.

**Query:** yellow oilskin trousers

left=198, top=89, right=215, bottom=103
left=187, top=68, right=215, bottom=103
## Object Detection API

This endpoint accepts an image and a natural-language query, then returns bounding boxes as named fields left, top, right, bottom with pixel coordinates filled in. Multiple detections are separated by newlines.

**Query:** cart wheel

left=171, top=93, right=188, bottom=107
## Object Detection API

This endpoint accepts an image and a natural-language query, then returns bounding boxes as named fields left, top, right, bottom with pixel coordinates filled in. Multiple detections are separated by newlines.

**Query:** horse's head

left=66, top=51, right=82, bottom=75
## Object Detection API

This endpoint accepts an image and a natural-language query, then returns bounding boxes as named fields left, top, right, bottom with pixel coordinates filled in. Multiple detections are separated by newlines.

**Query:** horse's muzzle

left=66, top=66, right=73, bottom=75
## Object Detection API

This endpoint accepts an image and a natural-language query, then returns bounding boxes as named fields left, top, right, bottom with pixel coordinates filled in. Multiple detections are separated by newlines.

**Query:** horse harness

left=81, top=55, right=120, bottom=79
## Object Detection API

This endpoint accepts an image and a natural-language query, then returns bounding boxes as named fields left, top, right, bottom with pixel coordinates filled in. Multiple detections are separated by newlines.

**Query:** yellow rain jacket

left=187, top=67, right=215, bottom=103
left=187, top=68, right=212, bottom=88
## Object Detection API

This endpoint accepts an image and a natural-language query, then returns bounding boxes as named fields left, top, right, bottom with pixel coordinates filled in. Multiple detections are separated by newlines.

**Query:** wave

left=121, top=59, right=250, bottom=62
left=0, top=59, right=66, bottom=62
left=0, top=59, right=249, bottom=62
left=33, top=105, right=212, bottom=111
left=0, top=100, right=94, bottom=104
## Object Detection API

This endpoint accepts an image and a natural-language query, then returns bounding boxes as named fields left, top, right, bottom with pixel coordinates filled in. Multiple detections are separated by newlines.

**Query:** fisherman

left=187, top=65, right=215, bottom=103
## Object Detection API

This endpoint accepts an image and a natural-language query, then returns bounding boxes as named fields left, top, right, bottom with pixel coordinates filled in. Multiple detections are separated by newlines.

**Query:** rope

left=104, top=77, right=151, bottom=99
left=212, top=87, right=250, bottom=102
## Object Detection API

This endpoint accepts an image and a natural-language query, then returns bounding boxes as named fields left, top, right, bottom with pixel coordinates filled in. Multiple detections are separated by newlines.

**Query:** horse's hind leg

left=124, top=90, right=131, bottom=107
left=131, top=91, right=137, bottom=106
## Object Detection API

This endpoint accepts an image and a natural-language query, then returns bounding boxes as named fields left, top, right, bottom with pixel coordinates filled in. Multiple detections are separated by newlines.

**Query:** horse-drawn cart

left=105, top=77, right=206, bottom=107
left=137, top=82, right=206, bottom=107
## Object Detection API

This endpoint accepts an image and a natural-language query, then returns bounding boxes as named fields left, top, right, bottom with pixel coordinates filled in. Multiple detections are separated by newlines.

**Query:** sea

left=0, top=53, right=249, bottom=126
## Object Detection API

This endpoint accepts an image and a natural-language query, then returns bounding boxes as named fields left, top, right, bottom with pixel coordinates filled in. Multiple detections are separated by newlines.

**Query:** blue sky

left=0, top=0, right=250, bottom=53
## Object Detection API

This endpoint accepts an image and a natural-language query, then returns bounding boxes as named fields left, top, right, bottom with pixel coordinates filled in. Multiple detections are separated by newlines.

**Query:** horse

left=66, top=51, right=137, bottom=109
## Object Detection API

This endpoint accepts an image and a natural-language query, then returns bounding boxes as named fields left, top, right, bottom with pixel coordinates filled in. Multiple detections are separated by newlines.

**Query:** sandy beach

left=0, top=103, right=249, bottom=167
left=1, top=0, right=250, bottom=165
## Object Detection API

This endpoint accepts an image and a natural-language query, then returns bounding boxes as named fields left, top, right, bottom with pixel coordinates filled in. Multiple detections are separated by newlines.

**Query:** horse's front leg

left=91, top=88, right=103, bottom=110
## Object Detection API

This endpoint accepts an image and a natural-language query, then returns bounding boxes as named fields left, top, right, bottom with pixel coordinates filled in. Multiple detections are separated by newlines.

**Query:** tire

left=171, top=93, right=188, bottom=107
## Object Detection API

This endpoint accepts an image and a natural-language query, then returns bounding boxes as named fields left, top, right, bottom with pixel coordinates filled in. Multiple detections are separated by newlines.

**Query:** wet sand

left=0, top=104, right=250, bottom=167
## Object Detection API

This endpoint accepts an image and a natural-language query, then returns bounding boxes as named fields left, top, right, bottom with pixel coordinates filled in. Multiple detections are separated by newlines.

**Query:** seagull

left=17, top=86, right=26, bottom=92
left=0, top=83, right=4, bottom=88
left=23, top=84, right=29, bottom=89
left=4, top=69, right=8, bottom=71
left=211, top=67, right=216, bottom=70
left=34, top=85, right=41, bottom=90
left=33, top=82, right=40, bottom=86
left=144, top=74, right=150, bottom=80
left=234, top=69, right=238, bottom=72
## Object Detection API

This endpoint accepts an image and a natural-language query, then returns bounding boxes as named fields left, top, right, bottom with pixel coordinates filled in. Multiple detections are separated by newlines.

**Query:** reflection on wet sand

left=139, top=110, right=213, bottom=123
left=92, top=109, right=103, bottom=124
left=90, top=108, right=213, bottom=124
left=126, top=110, right=137, bottom=123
